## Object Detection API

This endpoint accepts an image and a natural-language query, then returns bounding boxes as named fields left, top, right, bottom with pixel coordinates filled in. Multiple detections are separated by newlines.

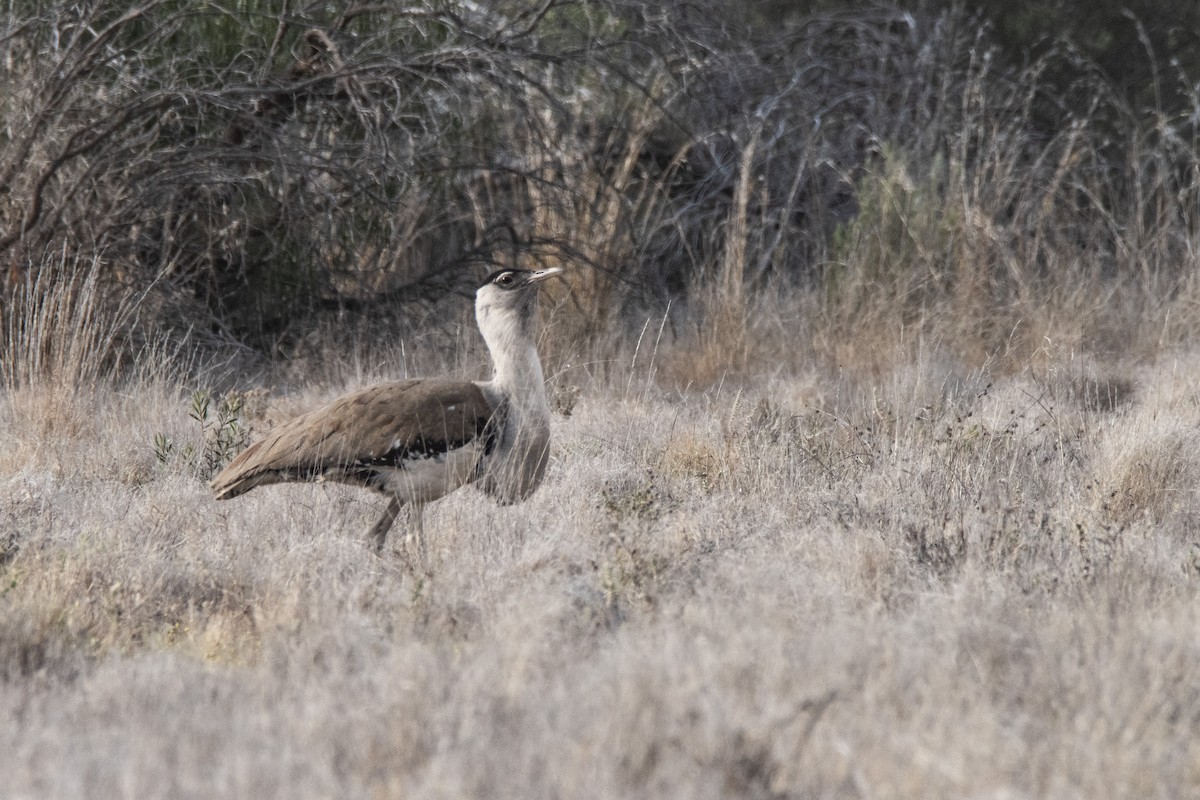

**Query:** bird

left=209, top=266, right=563, bottom=562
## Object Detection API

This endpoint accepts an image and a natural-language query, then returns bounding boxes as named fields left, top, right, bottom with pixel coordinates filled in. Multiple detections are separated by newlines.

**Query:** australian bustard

left=209, top=267, right=563, bottom=559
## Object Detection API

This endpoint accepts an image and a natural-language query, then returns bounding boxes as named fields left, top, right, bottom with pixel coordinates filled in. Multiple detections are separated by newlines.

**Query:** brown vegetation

left=5, top=1, right=1200, bottom=797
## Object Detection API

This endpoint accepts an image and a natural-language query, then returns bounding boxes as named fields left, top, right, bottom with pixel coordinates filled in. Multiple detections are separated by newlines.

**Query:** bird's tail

left=209, top=440, right=274, bottom=499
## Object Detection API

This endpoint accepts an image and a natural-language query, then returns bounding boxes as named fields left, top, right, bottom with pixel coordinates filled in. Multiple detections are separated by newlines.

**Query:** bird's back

left=210, top=379, right=497, bottom=501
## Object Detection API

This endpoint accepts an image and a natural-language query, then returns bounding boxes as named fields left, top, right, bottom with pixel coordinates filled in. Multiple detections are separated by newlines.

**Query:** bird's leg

left=369, top=497, right=402, bottom=552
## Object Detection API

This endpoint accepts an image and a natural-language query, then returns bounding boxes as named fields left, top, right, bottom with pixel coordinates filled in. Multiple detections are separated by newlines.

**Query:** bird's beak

left=528, top=267, right=564, bottom=283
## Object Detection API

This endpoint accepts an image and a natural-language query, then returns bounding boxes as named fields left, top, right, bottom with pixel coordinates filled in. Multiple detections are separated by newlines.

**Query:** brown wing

left=210, top=379, right=496, bottom=499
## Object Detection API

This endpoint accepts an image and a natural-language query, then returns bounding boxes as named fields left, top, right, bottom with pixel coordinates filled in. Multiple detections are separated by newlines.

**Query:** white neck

left=477, top=306, right=549, bottom=413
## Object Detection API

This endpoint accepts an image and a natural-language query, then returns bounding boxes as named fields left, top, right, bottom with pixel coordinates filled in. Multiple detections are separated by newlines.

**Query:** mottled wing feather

left=210, top=379, right=495, bottom=499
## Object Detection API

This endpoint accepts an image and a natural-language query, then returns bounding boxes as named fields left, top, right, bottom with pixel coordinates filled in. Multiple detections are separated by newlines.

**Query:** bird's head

left=474, top=267, right=563, bottom=342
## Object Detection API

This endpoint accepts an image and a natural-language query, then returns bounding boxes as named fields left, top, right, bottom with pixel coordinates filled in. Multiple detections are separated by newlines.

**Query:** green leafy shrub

left=154, top=390, right=250, bottom=481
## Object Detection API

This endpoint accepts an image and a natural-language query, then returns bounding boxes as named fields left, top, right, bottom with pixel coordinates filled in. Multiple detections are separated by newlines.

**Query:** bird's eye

left=498, top=273, right=515, bottom=287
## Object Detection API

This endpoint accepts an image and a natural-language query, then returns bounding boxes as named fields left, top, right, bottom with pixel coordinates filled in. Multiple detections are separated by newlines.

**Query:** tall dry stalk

left=1, top=251, right=129, bottom=392
left=524, top=103, right=666, bottom=338
left=708, top=118, right=764, bottom=361
left=0, top=251, right=141, bottom=436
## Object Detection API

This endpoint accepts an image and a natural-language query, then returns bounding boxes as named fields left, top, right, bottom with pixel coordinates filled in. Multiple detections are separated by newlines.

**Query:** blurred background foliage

left=2, top=0, right=1199, bottom=375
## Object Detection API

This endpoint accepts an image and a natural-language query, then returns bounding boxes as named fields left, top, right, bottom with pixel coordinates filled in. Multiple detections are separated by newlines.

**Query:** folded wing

left=210, top=379, right=497, bottom=500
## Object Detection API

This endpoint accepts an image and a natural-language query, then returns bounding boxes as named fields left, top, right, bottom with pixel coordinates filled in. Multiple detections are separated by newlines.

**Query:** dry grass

left=4, top=329, right=1200, bottom=799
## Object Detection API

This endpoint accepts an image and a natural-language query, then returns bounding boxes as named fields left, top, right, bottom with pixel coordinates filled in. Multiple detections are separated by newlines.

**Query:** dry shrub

left=0, top=535, right=262, bottom=671
left=525, top=104, right=676, bottom=349
left=1092, top=408, right=1200, bottom=529
left=657, top=432, right=727, bottom=489
left=0, top=2, right=688, bottom=347
left=7, top=2, right=1199, bottom=386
